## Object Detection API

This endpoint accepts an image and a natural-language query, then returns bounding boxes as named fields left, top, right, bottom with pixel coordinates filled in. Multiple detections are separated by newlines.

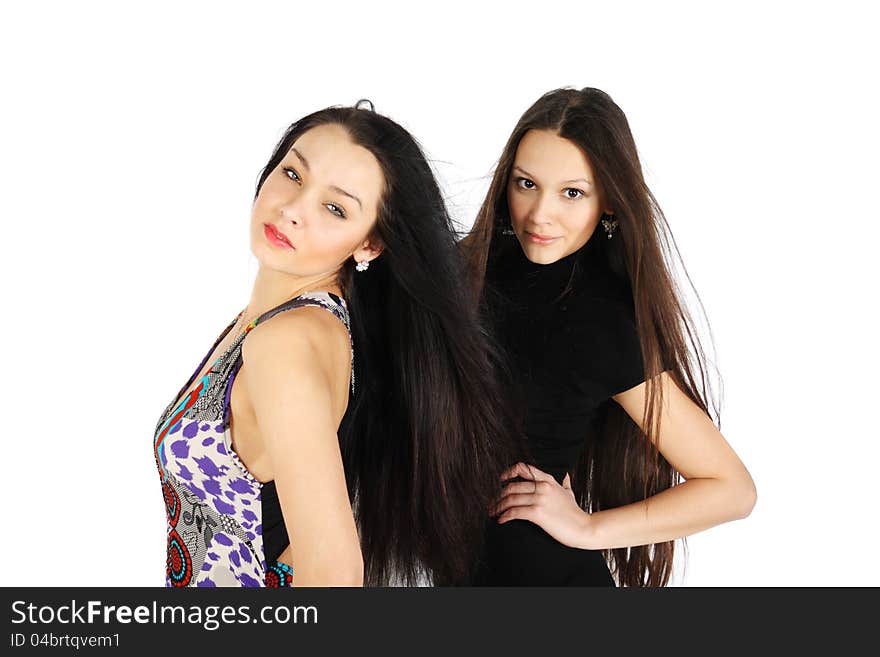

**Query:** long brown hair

left=462, top=87, right=720, bottom=586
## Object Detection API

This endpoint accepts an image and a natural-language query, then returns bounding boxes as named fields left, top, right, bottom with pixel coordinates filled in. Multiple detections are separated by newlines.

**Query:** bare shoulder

left=241, top=305, right=351, bottom=389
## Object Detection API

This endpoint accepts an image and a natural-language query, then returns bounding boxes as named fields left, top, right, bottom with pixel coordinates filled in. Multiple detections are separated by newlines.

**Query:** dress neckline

left=158, top=292, right=349, bottom=433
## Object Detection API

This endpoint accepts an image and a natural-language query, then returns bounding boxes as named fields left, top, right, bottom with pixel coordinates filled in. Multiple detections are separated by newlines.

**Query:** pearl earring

left=355, top=260, right=370, bottom=272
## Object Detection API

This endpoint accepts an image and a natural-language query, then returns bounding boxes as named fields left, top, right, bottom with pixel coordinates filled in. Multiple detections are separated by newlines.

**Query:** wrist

left=578, top=510, right=602, bottom=550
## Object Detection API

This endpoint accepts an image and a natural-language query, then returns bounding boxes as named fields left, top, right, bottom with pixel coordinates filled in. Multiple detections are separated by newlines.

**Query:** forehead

left=514, top=129, right=595, bottom=180
left=289, top=123, right=384, bottom=205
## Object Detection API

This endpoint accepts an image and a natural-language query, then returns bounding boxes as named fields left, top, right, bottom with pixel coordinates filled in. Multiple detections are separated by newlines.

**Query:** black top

left=474, top=231, right=644, bottom=586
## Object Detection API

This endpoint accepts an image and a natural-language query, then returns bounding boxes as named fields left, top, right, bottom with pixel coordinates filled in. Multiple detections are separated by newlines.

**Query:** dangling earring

left=355, top=260, right=370, bottom=272
left=501, top=224, right=515, bottom=236
left=600, top=213, right=618, bottom=239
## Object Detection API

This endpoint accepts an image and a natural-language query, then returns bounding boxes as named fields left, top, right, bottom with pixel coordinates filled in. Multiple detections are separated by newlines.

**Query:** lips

left=525, top=231, right=559, bottom=245
left=264, top=223, right=293, bottom=249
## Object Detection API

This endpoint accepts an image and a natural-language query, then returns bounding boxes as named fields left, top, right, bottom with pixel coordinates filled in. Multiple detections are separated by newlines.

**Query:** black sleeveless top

left=474, top=232, right=644, bottom=586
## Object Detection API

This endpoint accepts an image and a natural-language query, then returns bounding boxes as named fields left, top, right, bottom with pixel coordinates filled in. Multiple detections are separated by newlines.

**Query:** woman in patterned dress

left=154, top=103, right=518, bottom=587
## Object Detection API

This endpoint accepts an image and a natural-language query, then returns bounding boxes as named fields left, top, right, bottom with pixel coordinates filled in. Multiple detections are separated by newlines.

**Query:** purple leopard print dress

left=153, top=292, right=353, bottom=587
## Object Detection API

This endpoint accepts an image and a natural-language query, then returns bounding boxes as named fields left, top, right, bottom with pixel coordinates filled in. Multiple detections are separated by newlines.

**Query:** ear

left=352, top=236, right=384, bottom=264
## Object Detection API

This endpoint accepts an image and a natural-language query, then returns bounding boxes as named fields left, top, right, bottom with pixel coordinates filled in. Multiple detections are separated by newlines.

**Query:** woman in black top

left=463, top=88, right=757, bottom=586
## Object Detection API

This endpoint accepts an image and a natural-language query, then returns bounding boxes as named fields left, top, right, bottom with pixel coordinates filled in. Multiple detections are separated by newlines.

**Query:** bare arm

left=494, top=371, right=757, bottom=550
left=243, top=307, right=363, bottom=586
left=585, top=371, right=757, bottom=548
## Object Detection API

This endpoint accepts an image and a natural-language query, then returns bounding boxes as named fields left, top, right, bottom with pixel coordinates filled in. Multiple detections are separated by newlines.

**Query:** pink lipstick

left=264, top=223, right=293, bottom=249
left=525, top=231, right=559, bottom=245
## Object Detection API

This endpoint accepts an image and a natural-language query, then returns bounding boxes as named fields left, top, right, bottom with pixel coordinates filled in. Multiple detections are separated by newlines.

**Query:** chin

left=251, top=243, right=287, bottom=271
left=521, top=244, right=566, bottom=266
left=250, top=241, right=270, bottom=264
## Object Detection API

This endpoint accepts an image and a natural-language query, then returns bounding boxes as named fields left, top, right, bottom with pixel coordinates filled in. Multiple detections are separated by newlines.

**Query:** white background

left=1, top=1, right=877, bottom=586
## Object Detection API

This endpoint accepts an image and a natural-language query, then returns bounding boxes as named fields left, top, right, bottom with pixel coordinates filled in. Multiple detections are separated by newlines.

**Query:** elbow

left=321, top=554, right=364, bottom=587
left=296, top=553, right=364, bottom=587
left=732, top=474, right=757, bottom=520
left=336, top=556, right=365, bottom=587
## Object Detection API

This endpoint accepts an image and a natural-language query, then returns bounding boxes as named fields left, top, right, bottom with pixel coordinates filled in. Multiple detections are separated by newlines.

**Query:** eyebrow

left=290, top=147, right=364, bottom=210
left=513, top=165, right=592, bottom=187
left=330, top=185, right=363, bottom=210
left=291, top=147, right=310, bottom=171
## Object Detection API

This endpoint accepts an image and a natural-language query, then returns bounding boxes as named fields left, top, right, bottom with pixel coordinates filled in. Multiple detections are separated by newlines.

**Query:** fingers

left=491, top=493, right=536, bottom=517
left=500, top=481, right=542, bottom=497
left=501, top=462, right=554, bottom=483
left=489, top=480, right=548, bottom=516
left=496, top=505, right=536, bottom=525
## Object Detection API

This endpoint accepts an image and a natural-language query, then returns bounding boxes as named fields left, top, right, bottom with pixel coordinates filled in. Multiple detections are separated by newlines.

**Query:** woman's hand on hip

left=491, top=462, right=595, bottom=550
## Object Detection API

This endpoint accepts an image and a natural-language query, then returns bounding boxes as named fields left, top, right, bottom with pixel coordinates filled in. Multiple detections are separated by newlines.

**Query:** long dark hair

left=462, top=87, right=719, bottom=586
left=256, top=103, right=521, bottom=586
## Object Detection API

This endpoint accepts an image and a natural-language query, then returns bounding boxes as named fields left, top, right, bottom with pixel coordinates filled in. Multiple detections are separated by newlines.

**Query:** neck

left=489, top=231, right=610, bottom=306
left=245, top=266, right=343, bottom=319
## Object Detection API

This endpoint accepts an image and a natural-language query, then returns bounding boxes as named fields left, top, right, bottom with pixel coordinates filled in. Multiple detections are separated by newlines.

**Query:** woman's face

left=506, top=129, right=610, bottom=265
left=250, top=122, right=384, bottom=278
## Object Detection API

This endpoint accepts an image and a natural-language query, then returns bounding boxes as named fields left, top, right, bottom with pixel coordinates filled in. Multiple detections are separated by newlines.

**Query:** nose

left=279, top=201, right=303, bottom=227
left=527, top=191, right=555, bottom=227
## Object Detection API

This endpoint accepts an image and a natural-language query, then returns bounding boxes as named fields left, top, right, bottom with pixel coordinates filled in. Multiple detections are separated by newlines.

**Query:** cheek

left=250, top=202, right=263, bottom=226
left=251, top=184, right=280, bottom=218
left=306, top=223, right=368, bottom=259
left=564, top=200, right=602, bottom=235
left=507, top=189, right=528, bottom=225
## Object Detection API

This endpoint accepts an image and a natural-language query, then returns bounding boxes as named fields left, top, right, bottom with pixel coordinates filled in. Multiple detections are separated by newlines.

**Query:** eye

left=325, top=203, right=346, bottom=219
left=563, top=187, right=585, bottom=200
left=515, top=177, right=536, bottom=190
left=283, top=167, right=301, bottom=183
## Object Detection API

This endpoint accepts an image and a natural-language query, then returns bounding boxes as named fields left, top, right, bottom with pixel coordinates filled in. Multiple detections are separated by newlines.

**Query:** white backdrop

left=1, top=1, right=876, bottom=586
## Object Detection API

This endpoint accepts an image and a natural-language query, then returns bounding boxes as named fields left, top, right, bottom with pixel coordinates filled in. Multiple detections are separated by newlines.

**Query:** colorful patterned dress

left=152, top=292, right=353, bottom=587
